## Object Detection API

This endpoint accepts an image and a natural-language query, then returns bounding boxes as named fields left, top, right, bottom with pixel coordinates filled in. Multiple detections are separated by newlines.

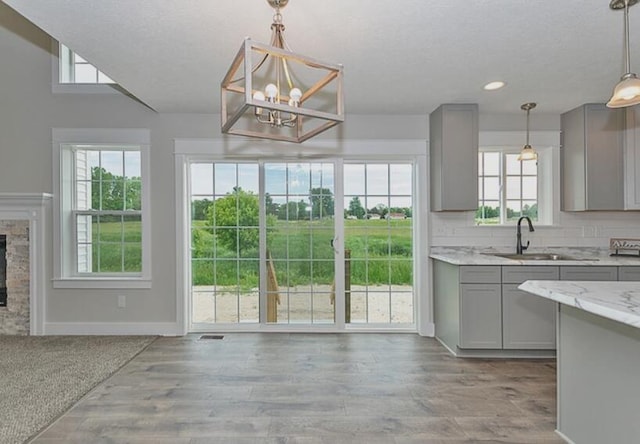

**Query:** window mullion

left=500, top=152, right=506, bottom=224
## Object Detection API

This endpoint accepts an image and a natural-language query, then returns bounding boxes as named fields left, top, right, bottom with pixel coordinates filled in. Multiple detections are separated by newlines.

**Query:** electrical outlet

left=117, top=295, right=126, bottom=308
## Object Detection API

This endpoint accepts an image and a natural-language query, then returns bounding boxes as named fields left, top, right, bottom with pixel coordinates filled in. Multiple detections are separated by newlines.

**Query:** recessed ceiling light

left=483, top=81, right=506, bottom=91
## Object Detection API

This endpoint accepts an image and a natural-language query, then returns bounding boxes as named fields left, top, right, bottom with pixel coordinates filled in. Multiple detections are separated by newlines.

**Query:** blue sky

left=190, top=162, right=413, bottom=210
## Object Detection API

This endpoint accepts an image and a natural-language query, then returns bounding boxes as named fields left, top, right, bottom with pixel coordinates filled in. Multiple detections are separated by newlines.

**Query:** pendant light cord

left=525, top=108, right=530, bottom=146
left=625, top=0, right=631, bottom=74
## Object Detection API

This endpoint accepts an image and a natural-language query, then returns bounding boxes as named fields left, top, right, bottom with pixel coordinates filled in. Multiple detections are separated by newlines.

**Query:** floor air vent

left=199, top=335, right=224, bottom=340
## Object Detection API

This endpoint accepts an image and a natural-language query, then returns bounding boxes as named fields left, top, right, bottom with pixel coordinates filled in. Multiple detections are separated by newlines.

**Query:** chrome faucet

left=516, top=216, right=535, bottom=255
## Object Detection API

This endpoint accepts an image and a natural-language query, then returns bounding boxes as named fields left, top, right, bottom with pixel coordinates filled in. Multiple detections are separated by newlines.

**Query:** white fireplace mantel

left=0, top=193, right=52, bottom=335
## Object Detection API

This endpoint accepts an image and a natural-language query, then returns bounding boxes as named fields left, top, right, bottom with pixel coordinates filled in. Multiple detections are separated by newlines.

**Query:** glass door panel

left=343, top=162, right=414, bottom=325
left=190, top=162, right=260, bottom=325
left=265, top=162, right=335, bottom=324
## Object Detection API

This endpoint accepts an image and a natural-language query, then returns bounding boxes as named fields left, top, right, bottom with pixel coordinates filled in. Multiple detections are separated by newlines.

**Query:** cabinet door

left=561, top=104, right=624, bottom=211
left=459, top=283, right=502, bottom=349
left=430, top=104, right=478, bottom=211
left=624, top=106, right=640, bottom=209
left=585, top=105, right=624, bottom=210
left=619, top=266, right=640, bottom=281
left=503, top=284, right=556, bottom=350
left=560, top=266, right=617, bottom=281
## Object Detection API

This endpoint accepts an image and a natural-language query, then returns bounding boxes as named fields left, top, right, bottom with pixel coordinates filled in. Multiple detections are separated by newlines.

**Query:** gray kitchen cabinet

left=502, top=284, right=556, bottom=349
left=560, top=266, right=618, bottom=281
left=624, top=105, right=640, bottom=209
left=460, top=283, right=502, bottom=349
left=619, top=266, right=640, bottom=281
left=433, top=258, right=640, bottom=357
left=434, top=262, right=555, bottom=355
left=430, top=103, right=478, bottom=211
left=502, top=266, right=559, bottom=350
left=433, top=262, right=502, bottom=353
left=561, top=103, right=624, bottom=211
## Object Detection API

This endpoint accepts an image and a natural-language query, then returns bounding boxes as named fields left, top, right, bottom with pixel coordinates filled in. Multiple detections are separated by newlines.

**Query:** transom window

left=59, top=43, right=115, bottom=84
left=477, top=150, right=538, bottom=225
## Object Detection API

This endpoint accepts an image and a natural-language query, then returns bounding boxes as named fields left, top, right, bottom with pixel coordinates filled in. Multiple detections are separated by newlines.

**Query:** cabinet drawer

left=618, top=266, right=640, bottom=281
left=560, top=266, right=617, bottom=281
left=502, top=266, right=559, bottom=284
left=459, top=266, right=501, bottom=283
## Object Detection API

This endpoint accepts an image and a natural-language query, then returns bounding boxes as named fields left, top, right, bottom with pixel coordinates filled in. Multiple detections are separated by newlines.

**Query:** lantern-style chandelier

left=221, top=0, right=344, bottom=143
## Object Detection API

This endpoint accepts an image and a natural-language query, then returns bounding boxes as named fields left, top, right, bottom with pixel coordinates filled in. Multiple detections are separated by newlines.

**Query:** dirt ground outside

left=192, top=284, right=414, bottom=325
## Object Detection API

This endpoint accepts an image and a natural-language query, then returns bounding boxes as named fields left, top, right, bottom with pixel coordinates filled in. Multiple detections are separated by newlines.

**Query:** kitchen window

left=52, top=129, right=151, bottom=289
left=477, top=150, right=538, bottom=225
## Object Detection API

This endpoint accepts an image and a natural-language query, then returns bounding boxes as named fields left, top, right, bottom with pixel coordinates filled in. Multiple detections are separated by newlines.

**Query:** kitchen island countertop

left=518, top=280, right=640, bottom=329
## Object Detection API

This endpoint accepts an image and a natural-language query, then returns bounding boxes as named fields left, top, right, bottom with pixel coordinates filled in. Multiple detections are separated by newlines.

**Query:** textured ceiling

left=2, top=0, right=639, bottom=115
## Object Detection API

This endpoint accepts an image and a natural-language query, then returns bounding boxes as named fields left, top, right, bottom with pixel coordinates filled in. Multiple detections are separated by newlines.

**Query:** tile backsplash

left=430, top=211, right=640, bottom=249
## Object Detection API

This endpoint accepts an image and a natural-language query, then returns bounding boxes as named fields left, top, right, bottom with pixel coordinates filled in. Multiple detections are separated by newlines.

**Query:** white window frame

left=51, top=40, right=120, bottom=94
left=52, top=128, right=151, bottom=289
left=477, top=131, right=559, bottom=226
left=477, top=148, right=539, bottom=225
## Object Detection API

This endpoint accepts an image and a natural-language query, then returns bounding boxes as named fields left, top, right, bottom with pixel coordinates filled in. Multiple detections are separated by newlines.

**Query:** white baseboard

left=555, top=430, right=576, bottom=444
left=43, top=322, right=182, bottom=336
left=419, top=321, right=435, bottom=337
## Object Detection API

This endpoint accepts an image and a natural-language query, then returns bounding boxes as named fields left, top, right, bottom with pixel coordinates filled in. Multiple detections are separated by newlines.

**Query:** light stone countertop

left=518, top=280, right=640, bottom=329
left=430, top=246, right=640, bottom=266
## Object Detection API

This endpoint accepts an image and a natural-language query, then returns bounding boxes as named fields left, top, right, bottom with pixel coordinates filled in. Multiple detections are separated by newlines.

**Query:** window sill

left=52, top=277, right=152, bottom=289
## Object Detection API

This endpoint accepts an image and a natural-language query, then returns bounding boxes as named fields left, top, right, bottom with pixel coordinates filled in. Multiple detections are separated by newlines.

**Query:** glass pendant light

left=517, top=103, right=538, bottom=161
left=607, top=0, right=640, bottom=108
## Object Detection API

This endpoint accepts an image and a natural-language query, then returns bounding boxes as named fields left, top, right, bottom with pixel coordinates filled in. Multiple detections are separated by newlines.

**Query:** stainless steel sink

left=485, top=252, right=593, bottom=261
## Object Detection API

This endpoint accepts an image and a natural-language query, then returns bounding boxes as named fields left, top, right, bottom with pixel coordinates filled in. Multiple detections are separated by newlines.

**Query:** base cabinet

left=502, top=284, right=556, bottom=349
left=460, top=284, right=502, bottom=348
left=433, top=260, right=639, bottom=357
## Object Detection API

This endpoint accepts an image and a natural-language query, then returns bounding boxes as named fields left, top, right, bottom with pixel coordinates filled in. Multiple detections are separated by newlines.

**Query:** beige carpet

left=0, top=335, right=156, bottom=444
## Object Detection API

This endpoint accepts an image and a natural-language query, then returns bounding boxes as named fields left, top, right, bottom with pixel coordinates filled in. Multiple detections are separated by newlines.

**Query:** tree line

left=91, top=167, right=141, bottom=211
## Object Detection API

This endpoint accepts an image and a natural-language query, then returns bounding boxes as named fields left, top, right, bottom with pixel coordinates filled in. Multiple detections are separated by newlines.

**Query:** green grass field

left=91, top=218, right=413, bottom=285
left=191, top=219, right=413, bottom=287
left=91, top=218, right=142, bottom=273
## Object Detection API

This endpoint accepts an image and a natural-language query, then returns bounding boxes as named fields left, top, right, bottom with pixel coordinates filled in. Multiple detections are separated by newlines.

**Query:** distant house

left=386, top=212, right=406, bottom=220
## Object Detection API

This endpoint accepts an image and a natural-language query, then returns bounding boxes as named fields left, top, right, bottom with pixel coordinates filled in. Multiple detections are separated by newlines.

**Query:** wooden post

left=266, top=250, right=280, bottom=323
left=330, top=249, right=351, bottom=323
left=345, top=249, right=351, bottom=323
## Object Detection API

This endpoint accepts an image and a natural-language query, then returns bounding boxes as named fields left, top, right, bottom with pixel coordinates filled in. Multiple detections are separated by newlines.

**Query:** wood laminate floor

left=32, top=334, right=563, bottom=443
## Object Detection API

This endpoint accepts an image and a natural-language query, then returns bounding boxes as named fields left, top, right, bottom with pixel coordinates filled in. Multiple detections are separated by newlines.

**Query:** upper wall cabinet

left=561, top=104, right=624, bottom=211
left=430, top=104, right=479, bottom=211
left=624, top=105, right=640, bottom=210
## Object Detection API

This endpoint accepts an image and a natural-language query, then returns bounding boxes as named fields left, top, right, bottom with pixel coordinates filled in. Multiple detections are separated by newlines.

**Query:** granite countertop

left=518, top=280, right=640, bottom=329
left=430, top=246, right=640, bottom=266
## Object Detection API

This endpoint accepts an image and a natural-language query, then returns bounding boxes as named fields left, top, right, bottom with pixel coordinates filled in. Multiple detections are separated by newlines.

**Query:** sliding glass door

left=188, top=159, right=414, bottom=330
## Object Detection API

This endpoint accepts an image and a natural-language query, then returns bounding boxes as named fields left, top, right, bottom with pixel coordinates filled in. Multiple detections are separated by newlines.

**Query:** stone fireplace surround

left=0, top=193, right=51, bottom=335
